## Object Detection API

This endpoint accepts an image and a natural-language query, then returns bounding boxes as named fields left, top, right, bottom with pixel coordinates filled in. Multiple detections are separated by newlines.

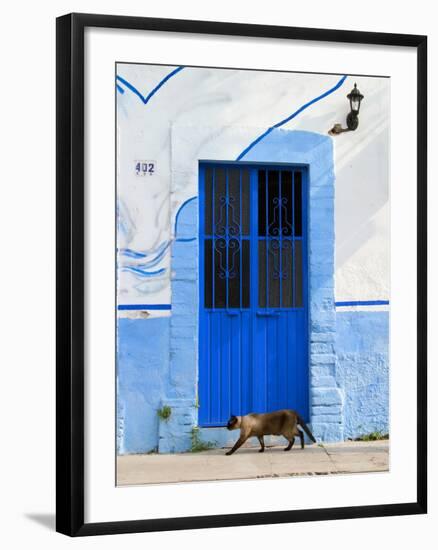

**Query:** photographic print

left=115, top=63, right=390, bottom=486
left=56, top=13, right=427, bottom=535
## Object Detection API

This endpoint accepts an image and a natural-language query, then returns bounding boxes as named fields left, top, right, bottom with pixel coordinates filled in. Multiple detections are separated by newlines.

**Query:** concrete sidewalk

left=117, top=440, right=389, bottom=486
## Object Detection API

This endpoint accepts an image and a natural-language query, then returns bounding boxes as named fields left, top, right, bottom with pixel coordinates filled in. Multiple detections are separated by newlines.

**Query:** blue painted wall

left=163, top=197, right=199, bottom=452
left=117, top=318, right=170, bottom=453
left=116, top=128, right=389, bottom=453
left=335, top=311, right=389, bottom=439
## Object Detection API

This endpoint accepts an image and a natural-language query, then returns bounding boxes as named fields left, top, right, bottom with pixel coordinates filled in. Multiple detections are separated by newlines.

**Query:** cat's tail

left=297, top=413, right=317, bottom=443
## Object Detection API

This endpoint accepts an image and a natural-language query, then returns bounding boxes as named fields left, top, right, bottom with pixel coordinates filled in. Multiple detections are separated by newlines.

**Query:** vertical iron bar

left=292, top=170, right=296, bottom=307
left=225, top=168, right=229, bottom=308
left=239, top=169, right=242, bottom=309
left=250, top=168, right=257, bottom=413
left=239, top=171, right=242, bottom=413
left=265, top=169, right=269, bottom=308
left=264, top=169, right=269, bottom=411
left=279, top=170, right=282, bottom=308
left=212, top=168, right=215, bottom=308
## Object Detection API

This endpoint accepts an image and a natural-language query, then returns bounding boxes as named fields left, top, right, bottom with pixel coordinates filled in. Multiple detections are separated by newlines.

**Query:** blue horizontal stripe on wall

left=119, top=301, right=388, bottom=311
left=117, top=304, right=172, bottom=311
left=335, top=300, right=390, bottom=307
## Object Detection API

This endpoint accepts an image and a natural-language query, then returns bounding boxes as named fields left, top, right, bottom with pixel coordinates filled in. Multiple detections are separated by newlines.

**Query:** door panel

left=199, top=164, right=308, bottom=426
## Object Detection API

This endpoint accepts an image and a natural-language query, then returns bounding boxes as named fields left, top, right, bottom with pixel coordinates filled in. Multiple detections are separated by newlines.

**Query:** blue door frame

left=198, top=162, right=309, bottom=427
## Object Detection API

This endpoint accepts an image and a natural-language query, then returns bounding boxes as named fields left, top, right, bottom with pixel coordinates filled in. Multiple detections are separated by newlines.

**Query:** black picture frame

left=56, top=12, right=427, bottom=537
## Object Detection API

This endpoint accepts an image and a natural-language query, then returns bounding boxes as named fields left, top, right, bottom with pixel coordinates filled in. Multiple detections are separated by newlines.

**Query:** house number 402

left=135, top=161, right=155, bottom=176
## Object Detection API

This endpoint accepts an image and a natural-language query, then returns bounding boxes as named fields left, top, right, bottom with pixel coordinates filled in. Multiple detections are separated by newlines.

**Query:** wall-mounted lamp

left=328, top=83, right=364, bottom=135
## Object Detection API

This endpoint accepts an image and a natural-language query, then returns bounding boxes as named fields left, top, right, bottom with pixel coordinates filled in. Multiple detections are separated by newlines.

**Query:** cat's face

left=227, top=415, right=240, bottom=430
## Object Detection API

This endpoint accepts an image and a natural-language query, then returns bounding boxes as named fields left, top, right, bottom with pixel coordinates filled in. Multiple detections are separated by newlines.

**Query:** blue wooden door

left=199, top=164, right=308, bottom=426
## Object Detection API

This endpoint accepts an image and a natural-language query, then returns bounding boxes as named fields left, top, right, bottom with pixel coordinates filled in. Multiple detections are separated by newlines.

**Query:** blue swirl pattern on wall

left=118, top=196, right=198, bottom=280
left=120, top=266, right=166, bottom=278
left=118, top=248, right=148, bottom=259
left=119, top=241, right=170, bottom=278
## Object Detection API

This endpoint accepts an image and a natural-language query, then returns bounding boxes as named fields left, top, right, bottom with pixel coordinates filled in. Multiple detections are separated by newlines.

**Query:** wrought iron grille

left=203, top=166, right=303, bottom=310
left=258, top=169, right=303, bottom=308
left=204, top=167, right=250, bottom=309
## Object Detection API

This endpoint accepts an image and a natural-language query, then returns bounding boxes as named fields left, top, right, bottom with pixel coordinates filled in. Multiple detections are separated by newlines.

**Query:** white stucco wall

left=116, top=64, right=390, bottom=307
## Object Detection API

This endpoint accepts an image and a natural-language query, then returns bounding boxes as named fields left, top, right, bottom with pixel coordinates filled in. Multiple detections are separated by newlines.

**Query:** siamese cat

left=225, top=409, right=316, bottom=455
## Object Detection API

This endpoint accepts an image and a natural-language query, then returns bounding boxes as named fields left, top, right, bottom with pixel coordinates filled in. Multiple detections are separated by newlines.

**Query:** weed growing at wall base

left=157, top=405, right=172, bottom=421
left=190, top=427, right=216, bottom=452
left=353, top=431, right=389, bottom=441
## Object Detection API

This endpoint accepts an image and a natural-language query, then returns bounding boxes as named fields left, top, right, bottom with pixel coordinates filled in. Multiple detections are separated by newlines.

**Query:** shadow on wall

left=335, top=98, right=389, bottom=269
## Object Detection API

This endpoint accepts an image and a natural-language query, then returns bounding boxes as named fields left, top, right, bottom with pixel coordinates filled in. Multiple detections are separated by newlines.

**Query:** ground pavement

left=117, top=439, right=389, bottom=485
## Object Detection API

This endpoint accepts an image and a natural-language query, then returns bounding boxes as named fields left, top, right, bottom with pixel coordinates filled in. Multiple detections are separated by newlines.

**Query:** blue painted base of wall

left=117, top=317, right=170, bottom=454
left=335, top=310, right=389, bottom=439
left=117, top=310, right=390, bottom=453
